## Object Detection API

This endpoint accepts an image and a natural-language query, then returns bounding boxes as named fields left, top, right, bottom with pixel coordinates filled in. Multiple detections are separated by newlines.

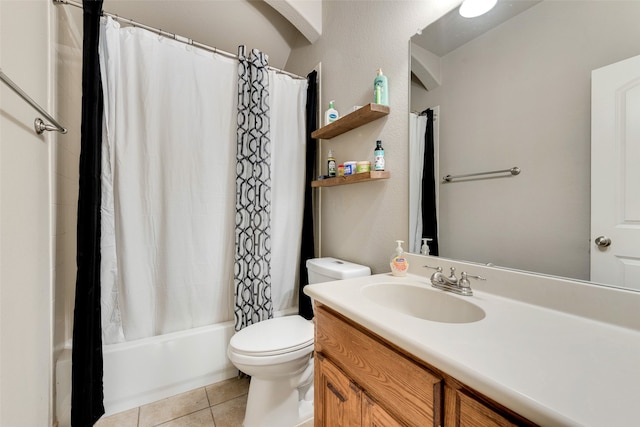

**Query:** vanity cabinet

left=314, top=305, right=537, bottom=427
left=315, top=305, right=443, bottom=426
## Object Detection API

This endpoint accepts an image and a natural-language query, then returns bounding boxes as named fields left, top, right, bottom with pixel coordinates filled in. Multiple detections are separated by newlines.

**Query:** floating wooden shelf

left=311, top=103, right=390, bottom=140
left=311, top=171, right=390, bottom=188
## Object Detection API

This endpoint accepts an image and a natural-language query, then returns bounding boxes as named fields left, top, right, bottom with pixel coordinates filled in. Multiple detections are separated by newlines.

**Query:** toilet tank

left=306, top=257, right=371, bottom=284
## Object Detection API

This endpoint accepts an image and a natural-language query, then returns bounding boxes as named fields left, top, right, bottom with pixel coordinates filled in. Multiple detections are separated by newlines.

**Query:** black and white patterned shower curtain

left=234, top=46, right=273, bottom=331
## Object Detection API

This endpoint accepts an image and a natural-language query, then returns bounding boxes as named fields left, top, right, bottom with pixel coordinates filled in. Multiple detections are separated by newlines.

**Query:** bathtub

left=55, top=320, right=237, bottom=425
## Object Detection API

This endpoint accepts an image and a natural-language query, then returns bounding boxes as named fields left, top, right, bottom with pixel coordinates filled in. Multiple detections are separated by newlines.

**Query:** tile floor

left=94, top=376, right=314, bottom=427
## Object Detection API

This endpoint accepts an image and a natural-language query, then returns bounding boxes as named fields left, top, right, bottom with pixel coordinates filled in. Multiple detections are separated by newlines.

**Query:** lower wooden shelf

left=311, top=171, right=390, bottom=188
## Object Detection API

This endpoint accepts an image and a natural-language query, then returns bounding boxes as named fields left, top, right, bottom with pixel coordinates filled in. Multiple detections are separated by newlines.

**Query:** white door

left=591, top=54, right=640, bottom=290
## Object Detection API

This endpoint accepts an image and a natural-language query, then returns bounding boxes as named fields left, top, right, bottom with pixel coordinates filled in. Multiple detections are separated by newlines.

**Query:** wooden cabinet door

left=315, top=354, right=362, bottom=427
left=362, top=393, right=405, bottom=427
left=315, top=306, right=443, bottom=426
left=446, top=387, right=525, bottom=427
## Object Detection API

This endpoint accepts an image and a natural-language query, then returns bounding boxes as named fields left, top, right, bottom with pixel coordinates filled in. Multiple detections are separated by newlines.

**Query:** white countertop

left=304, top=272, right=640, bottom=426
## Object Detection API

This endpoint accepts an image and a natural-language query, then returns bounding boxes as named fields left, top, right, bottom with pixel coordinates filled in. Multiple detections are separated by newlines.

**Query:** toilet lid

left=229, top=315, right=314, bottom=357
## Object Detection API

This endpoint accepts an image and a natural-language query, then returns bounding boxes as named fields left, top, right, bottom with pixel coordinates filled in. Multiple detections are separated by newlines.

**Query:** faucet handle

left=459, top=272, right=486, bottom=288
left=456, top=272, right=485, bottom=296
left=460, top=272, right=486, bottom=280
left=423, top=265, right=442, bottom=272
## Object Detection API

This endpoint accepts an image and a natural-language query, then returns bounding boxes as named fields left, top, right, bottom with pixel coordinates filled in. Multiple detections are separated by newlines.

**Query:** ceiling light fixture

left=459, top=0, right=498, bottom=18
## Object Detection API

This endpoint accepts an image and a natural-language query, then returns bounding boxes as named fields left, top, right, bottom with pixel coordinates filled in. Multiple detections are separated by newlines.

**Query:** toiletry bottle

left=390, top=240, right=409, bottom=277
left=373, top=69, right=389, bottom=106
left=327, top=149, right=337, bottom=177
left=421, top=238, right=433, bottom=256
left=325, top=100, right=339, bottom=125
left=374, top=140, right=385, bottom=171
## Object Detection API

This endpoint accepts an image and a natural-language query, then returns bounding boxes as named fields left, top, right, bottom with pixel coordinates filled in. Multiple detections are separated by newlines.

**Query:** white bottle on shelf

left=324, top=100, right=339, bottom=126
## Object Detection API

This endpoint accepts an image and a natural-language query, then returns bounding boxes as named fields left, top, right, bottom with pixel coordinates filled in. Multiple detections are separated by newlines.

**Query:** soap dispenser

left=390, top=240, right=409, bottom=277
left=420, top=238, right=433, bottom=256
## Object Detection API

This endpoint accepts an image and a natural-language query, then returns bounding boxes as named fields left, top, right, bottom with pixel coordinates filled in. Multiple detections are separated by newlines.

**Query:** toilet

left=227, top=257, right=371, bottom=427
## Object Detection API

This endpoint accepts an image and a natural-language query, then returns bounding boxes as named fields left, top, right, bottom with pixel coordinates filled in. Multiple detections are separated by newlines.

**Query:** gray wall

left=286, top=0, right=460, bottom=273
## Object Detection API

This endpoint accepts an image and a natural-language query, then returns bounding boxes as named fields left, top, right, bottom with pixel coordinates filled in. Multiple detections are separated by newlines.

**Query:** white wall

left=411, top=1, right=640, bottom=280
left=52, top=4, right=83, bottom=425
left=53, top=0, right=82, bottom=363
left=285, top=0, right=459, bottom=273
left=0, top=0, right=54, bottom=425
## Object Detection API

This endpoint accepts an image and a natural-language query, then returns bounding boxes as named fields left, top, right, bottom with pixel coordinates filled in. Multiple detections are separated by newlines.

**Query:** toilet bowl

left=228, top=316, right=315, bottom=427
left=227, top=257, right=370, bottom=427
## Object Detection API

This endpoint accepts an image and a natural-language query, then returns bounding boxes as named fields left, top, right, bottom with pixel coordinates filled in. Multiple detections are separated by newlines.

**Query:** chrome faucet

left=424, top=266, right=485, bottom=296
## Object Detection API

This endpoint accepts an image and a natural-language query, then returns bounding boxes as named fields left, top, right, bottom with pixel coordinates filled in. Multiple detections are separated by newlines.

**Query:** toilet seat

left=229, top=315, right=314, bottom=357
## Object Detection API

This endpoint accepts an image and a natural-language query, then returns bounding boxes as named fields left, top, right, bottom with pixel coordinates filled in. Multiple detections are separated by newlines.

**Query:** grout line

left=204, top=385, right=213, bottom=408
left=152, top=407, right=210, bottom=427
left=100, top=379, right=251, bottom=427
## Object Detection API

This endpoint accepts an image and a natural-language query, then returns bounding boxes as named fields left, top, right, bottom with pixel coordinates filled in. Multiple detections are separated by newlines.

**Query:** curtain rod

left=53, top=0, right=307, bottom=81
left=411, top=110, right=437, bottom=120
left=0, top=69, right=68, bottom=134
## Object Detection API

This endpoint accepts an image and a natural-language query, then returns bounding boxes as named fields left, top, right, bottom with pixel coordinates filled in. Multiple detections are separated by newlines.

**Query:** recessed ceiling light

left=459, top=0, right=498, bottom=18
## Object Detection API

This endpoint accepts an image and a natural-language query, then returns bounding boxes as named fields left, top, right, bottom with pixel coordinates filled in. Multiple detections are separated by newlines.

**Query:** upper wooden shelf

left=311, top=103, right=390, bottom=140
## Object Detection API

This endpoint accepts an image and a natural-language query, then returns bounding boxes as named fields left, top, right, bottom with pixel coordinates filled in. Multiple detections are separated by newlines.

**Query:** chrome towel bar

left=443, top=167, right=520, bottom=182
left=0, top=69, right=67, bottom=134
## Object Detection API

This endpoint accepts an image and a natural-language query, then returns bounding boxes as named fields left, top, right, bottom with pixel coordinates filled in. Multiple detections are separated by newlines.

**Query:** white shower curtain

left=269, top=72, right=308, bottom=312
left=409, top=113, right=427, bottom=254
left=409, top=109, right=440, bottom=254
left=98, top=17, right=307, bottom=344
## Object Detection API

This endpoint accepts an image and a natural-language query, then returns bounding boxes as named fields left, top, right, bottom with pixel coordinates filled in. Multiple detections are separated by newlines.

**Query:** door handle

left=595, top=236, right=612, bottom=248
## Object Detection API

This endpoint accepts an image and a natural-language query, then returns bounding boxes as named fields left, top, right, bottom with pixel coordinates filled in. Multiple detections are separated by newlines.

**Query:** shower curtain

left=409, top=113, right=427, bottom=253
left=421, top=109, right=439, bottom=256
left=234, top=47, right=308, bottom=331
left=72, top=0, right=104, bottom=424
left=98, top=17, right=307, bottom=343
left=269, top=69, right=307, bottom=317
left=234, top=47, right=273, bottom=330
left=409, top=109, right=439, bottom=255
left=298, top=70, right=318, bottom=321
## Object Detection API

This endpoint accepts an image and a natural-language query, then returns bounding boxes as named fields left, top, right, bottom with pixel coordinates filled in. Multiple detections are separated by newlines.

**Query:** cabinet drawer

left=315, top=306, right=443, bottom=426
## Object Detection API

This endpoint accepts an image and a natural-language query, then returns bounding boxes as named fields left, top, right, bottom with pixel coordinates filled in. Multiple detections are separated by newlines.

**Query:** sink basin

left=362, top=283, right=486, bottom=324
